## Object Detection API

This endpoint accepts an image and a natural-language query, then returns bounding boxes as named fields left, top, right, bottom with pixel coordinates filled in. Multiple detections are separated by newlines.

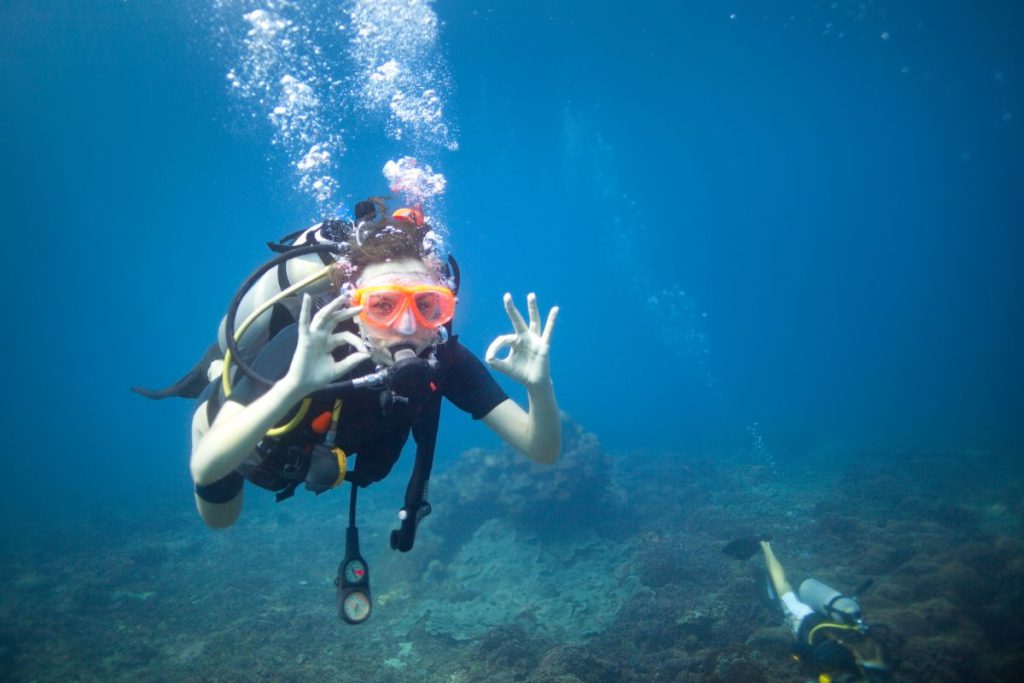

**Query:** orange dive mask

left=352, top=285, right=456, bottom=329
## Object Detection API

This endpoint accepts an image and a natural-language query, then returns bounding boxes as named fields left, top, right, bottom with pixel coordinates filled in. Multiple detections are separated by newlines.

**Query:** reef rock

left=432, top=415, right=626, bottom=543
left=393, top=517, right=640, bottom=643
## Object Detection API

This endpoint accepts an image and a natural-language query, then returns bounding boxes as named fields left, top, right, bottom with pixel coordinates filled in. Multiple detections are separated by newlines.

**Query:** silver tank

left=798, top=578, right=862, bottom=624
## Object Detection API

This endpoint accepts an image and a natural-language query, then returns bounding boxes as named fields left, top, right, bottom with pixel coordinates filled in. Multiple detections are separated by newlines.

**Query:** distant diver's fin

left=722, top=535, right=772, bottom=560
left=852, top=578, right=875, bottom=598
left=131, top=343, right=221, bottom=399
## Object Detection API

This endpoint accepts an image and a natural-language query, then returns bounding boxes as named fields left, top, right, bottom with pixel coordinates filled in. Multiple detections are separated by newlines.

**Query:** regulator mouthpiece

left=386, top=345, right=434, bottom=402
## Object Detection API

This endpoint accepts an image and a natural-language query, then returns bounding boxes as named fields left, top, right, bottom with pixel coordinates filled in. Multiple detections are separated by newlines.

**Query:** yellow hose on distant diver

left=807, top=621, right=862, bottom=645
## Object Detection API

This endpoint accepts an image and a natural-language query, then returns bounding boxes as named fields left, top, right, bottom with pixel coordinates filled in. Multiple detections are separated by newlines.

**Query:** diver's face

left=356, top=258, right=440, bottom=349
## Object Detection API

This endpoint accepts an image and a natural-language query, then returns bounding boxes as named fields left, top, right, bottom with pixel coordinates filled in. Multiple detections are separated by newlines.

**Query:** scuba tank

left=130, top=219, right=351, bottom=401
left=217, top=220, right=351, bottom=364
left=798, top=578, right=863, bottom=625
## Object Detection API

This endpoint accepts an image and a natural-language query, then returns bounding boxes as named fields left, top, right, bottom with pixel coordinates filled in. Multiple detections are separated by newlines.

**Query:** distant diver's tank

left=798, top=578, right=862, bottom=624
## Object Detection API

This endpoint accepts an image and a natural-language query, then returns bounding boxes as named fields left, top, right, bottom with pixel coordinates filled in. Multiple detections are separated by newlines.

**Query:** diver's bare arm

left=483, top=293, right=561, bottom=464
left=482, top=384, right=561, bottom=465
left=190, top=381, right=310, bottom=485
left=190, top=399, right=244, bottom=528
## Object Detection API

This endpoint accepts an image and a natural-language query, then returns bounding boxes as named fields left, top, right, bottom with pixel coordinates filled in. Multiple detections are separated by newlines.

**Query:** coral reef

left=1, top=423, right=1022, bottom=682
left=429, top=417, right=629, bottom=548
left=394, top=517, right=640, bottom=642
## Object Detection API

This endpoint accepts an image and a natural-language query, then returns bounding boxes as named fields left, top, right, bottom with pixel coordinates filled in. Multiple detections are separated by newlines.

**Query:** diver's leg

left=761, top=541, right=815, bottom=636
left=194, top=489, right=243, bottom=529
left=191, top=399, right=244, bottom=528
left=761, top=541, right=792, bottom=595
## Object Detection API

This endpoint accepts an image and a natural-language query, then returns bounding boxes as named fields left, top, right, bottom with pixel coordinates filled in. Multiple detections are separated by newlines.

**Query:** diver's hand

left=486, top=293, right=558, bottom=388
left=287, top=294, right=370, bottom=394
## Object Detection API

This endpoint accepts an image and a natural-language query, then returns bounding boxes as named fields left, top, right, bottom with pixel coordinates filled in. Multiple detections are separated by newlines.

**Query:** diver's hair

left=354, top=196, right=388, bottom=223
left=350, top=219, right=426, bottom=270
left=347, top=198, right=434, bottom=276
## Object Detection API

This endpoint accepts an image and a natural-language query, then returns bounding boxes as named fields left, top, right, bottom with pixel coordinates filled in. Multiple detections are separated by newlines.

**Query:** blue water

left=1, top=1, right=1022, bottom=680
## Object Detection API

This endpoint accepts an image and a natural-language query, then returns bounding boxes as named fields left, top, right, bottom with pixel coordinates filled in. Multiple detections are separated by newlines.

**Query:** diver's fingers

left=333, top=352, right=371, bottom=380
left=308, top=296, right=334, bottom=332
left=503, top=293, right=529, bottom=334
left=327, top=303, right=364, bottom=327
left=321, top=293, right=350, bottom=315
left=330, top=331, right=368, bottom=354
left=486, top=333, right=517, bottom=363
left=541, top=306, right=559, bottom=346
left=298, top=293, right=313, bottom=332
left=527, top=293, right=541, bottom=335
left=485, top=350, right=515, bottom=376
left=324, top=305, right=363, bottom=329
left=487, top=357, right=512, bottom=376
left=310, top=296, right=349, bottom=333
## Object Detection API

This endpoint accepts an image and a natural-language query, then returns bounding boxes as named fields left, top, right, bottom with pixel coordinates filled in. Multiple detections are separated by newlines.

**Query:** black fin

left=131, top=343, right=221, bottom=400
left=266, top=241, right=294, bottom=253
left=722, top=535, right=772, bottom=560
left=852, top=578, right=874, bottom=598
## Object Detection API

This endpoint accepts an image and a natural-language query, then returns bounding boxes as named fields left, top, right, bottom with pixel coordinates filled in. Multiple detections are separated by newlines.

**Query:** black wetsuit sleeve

left=195, top=472, right=244, bottom=504
left=442, top=339, right=509, bottom=420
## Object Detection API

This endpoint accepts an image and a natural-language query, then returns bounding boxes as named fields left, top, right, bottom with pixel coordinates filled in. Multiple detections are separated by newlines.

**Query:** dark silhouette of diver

left=724, top=536, right=892, bottom=682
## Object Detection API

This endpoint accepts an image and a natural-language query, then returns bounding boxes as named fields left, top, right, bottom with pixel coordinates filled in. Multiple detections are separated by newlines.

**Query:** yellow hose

left=266, top=399, right=312, bottom=437
left=807, top=621, right=861, bottom=645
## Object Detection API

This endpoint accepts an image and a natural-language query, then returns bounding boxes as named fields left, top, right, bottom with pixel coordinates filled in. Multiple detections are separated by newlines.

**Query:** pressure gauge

left=341, top=590, right=371, bottom=624
left=344, top=558, right=367, bottom=585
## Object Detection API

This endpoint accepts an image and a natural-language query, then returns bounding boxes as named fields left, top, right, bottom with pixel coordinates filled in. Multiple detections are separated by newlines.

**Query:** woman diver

left=189, top=201, right=561, bottom=532
left=132, top=198, right=559, bottom=623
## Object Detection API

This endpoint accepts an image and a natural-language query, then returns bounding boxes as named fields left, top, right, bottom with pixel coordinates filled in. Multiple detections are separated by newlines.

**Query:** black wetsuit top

left=195, top=325, right=507, bottom=503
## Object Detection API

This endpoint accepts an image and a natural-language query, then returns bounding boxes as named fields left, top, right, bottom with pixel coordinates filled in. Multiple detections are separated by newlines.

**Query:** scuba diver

left=134, top=198, right=560, bottom=623
left=723, top=536, right=892, bottom=682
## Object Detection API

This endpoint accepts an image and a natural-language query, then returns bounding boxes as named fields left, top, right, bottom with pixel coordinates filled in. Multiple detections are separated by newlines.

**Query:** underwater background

left=1, top=1, right=1022, bottom=681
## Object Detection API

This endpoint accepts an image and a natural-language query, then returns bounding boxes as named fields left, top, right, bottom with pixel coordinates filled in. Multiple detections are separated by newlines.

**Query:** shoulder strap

left=388, top=333, right=458, bottom=554
left=390, top=388, right=442, bottom=552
